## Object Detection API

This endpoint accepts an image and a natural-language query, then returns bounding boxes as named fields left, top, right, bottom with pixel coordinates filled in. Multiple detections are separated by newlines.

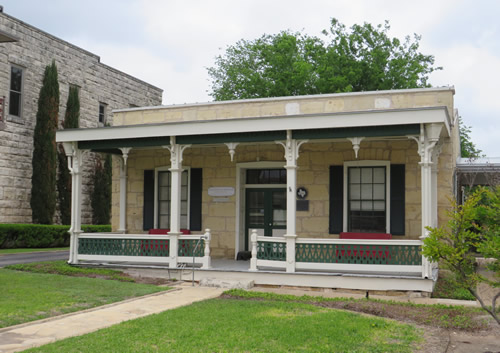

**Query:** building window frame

left=153, top=166, right=191, bottom=230
left=98, top=102, right=107, bottom=125
left=9, top=65, right=24, bottom=119
left=343, top=160, right=391, bottom=233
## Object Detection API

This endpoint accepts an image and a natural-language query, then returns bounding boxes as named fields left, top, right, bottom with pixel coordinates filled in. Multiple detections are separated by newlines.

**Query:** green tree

left=90, top=154, right=112, bottom=225
left=57, top=86, right=80, bottom=225
left=422, top=187, right=500, bottom=325
left=458, top=116, right=482, bottom=158
left=31, top=61, right=60, bottom=224
left=208, top=18, right=441, bottom=101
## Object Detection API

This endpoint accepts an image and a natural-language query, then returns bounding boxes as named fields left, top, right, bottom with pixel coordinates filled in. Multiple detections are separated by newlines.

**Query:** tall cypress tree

left=31, top=61, right=60, bottom=224
left=57, top=86, right=80, bottom=225
left=91, top=153, right=112, bottom=225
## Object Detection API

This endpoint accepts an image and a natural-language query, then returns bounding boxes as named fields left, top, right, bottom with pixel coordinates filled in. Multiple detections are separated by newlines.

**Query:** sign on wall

left=208, top=187, right=235, bottom=197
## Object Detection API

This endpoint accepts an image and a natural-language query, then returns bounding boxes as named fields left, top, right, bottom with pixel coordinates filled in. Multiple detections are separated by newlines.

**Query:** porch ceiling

left=57, top=106, right=449, bottom=152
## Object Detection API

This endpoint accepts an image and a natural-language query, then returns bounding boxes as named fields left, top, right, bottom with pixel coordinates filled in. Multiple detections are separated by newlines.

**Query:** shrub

left=0, top=224, right=111, bottom=249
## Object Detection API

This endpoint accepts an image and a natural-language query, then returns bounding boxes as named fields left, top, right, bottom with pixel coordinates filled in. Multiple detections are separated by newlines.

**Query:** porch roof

left=56, top=106, right=450, bottom=153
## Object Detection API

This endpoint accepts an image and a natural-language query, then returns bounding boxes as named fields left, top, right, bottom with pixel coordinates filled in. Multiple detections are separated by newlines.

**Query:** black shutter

left=189, top=168, right=203, bottom=231
left=143, top=170, right=155, bottom=231
left=390, top=164, right=405, bottom=235
left=329, top=166, right=343, bottom=234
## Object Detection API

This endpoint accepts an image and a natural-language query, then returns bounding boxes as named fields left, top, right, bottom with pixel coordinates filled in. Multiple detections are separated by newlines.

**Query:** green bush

left=0, top=224, right=111, bottom=249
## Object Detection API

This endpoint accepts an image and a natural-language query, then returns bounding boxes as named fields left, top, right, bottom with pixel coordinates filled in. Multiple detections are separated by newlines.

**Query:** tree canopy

left=458, top=116, right=482, bottom=158
left=208, top=18, right=441, bottom=101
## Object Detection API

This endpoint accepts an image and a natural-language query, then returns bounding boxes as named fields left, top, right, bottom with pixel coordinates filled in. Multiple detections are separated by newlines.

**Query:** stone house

left=57, top=87, right=461, bottom=292
left=0, top=9, right=163, bottom=224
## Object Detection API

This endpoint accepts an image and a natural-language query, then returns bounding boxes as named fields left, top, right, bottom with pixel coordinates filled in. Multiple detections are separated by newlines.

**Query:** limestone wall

left=0, top=12, right=163, bottom=224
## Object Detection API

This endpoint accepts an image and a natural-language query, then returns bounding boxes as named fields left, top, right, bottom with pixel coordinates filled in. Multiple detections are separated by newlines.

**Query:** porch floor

left=77, top=259, right=436, bottom=293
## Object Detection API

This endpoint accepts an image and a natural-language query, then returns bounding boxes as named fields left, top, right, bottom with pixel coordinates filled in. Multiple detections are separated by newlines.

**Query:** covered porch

left=56, top=88, right=457, bottom=292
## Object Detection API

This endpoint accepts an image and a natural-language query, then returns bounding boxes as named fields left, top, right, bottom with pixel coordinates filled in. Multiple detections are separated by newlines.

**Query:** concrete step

left=200, top=277, right=254, bottom=289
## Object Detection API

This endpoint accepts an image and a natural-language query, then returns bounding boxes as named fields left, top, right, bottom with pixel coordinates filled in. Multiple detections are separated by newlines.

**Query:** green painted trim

left=78, top=136, right=171, bottom=150
left=292, top=124, right=420, bottom=140
left=295, top=243, right=422, bottom=265
left=177, top=131, right=286, bottom=145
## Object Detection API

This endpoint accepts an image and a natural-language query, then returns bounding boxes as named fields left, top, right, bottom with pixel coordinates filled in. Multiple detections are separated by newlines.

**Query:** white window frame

left=9, top=65, right=24, bottom=118
left=343, top=160, right=391, bottom=233
left=153, top=166, right=191, bottom=229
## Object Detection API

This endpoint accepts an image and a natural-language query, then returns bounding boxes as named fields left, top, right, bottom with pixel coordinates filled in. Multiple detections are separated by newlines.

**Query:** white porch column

left=431, top=142, right=443, bottom=228
left=118, top=148, right=131, bottom=234
left=409, top=123, right=442, bottom=278
left=165, top=137, right=191, bottom=268
left=276, top=130, right=307, bottom=273
left=63, top=142, right=84, bottom=265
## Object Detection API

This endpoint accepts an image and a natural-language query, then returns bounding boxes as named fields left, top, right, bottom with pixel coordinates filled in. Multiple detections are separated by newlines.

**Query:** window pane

left=159, top=200, right=170, bottom=214
left=374, top=201, right=385, bottom=211
left=280, top=170, right=287, bottom=183
left=350, top=184, right=360, bottom=199
left=361, top=184, right=372, bottom=199
left=349, top=168, right=360, bottom=183
left=246, top=170, right=259, bottom=184
left=181, top=200, right=188, bottom=214
left=159, top=172, right=170, bottom=186
left=373, top=184, right=385, bottom=199
left=361, top=201, right=372, bottom=211
left=361, top=168, right=372, bottom=183
left=9, top=91, right=21, bottom=117
left=180, top=216, right=188, bottom=229
left=159, top=186, right=170, bottom=200
left=259, top=170, right=269, bottom=184
left=159, top=215, right=169, bottom=229
left=350, top=201, right=361, bottom=211
left=373, top=168, right=385, bottom=183
left=181, top=185, right=188, bottom=199
left=270, top=169, right=280, bottom=183
left=10, top=67, right=22, bottom=92
left=181, top=170, right=188, bottom=184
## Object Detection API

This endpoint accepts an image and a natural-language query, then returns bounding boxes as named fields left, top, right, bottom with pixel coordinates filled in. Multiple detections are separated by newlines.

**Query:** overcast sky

left=2, top=0, right=499, bottom=156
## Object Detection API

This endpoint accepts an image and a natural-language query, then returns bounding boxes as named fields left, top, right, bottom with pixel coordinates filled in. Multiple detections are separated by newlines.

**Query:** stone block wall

left=0, top=12, right=163, bottom=224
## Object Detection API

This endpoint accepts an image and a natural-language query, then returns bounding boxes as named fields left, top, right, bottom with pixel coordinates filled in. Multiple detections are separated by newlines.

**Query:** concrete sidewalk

left=0, top=283, right=223, bottom=353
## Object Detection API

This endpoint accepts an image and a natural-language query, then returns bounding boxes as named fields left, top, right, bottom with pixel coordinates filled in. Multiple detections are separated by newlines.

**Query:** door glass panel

left=272, top=191, right=286, bottom=226
left=248, top=191, right=265, bottom=226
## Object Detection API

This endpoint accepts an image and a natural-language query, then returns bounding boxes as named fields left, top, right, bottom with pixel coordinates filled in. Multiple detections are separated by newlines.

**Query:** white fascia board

left=56, top=107, right=449, bottom=143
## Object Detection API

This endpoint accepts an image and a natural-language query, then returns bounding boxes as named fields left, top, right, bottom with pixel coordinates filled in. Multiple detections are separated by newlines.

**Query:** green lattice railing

left=79, top=238, right=170, bottom=257
left=295, top=243, right=421, bottom=265
left=178, top=239, right=205, bottom=257
left=257, top=241, right=286, bottom=261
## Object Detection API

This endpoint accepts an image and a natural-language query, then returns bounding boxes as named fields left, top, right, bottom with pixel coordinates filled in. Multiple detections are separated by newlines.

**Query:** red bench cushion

left=339, top=232, right=392, bottom=240
left=148, top=229, right=191, bottom=235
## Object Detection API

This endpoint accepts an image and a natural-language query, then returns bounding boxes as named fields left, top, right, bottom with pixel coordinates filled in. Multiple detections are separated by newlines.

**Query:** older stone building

left=0, top=9, right=163, bottom=224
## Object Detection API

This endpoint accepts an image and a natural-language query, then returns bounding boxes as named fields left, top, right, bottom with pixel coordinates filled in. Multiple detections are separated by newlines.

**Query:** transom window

left=157, top=169, right=189, bottom=229
left=9, top=66, right=23, bottom=117
left=246, top=169, right=286, bottom=184
left=348, top=166, right=386, bottom=233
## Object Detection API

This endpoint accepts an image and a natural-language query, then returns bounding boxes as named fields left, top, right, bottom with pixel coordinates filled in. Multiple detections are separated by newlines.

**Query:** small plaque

left=296, top=187, right=308, bottom=200
left=208, top=187, right=235, bottom=197
left=296, top=200, right=309, bottom=211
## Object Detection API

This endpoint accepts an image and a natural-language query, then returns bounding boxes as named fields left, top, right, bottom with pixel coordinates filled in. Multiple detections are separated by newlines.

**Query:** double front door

left=245, top=188, right=286, bottom=250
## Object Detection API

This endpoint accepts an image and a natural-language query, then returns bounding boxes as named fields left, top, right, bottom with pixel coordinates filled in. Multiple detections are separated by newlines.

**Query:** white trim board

left=56, top=107, right=450, bottom=143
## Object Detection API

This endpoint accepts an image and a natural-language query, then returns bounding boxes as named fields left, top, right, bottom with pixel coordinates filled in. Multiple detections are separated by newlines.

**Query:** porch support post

left=276, top=130, right=307, bottom=273
left=249, top=229, right=258, bottom=271
left=431, top=142, right=443, bottom=228
left=63, top=142, right=83, bottom=265
left=202, top=228, right=211, bottom=269
left=118, top=148, right=131, bottom=234
left=409, top=123, right=442, bottom=279
left=165, top=137, right=191, bottom=268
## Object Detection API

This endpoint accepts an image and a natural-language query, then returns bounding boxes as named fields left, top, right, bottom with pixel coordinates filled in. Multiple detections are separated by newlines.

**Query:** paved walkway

left=0, top=283, right=223, bottom=353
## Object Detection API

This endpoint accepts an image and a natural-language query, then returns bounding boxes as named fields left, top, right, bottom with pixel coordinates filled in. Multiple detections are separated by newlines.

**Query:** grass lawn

left=24, top=297, right=421, bottom=353
left=0, top=247, right=69, bottom=255
left=0, top=268, right=169, bottom=328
